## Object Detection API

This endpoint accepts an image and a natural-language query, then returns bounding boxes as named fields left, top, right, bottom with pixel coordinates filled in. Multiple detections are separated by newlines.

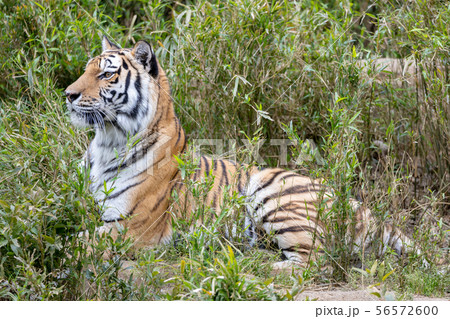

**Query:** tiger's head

left=65, top=36, right=160, bottom=136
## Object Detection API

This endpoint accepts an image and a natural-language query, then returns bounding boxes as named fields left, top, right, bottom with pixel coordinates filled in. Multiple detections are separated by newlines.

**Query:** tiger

left=65, top=35, right=416, bottom=267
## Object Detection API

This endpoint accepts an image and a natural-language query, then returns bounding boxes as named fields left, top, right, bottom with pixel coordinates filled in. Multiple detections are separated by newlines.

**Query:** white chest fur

left=87, top=127, right=134, bottom=222
left=87, top=125, right=164, bottom=222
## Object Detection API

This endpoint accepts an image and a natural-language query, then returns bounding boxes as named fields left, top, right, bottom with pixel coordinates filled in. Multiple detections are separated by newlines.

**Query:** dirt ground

left=118, top=260, right=448, bottom=301
left=296, top=288, right=449, bottom=301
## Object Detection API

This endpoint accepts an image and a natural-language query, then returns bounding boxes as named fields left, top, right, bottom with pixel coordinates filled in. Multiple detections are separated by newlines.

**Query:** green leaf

left=263, top=278, right=274, bottom=286
left=173, top=155, right=185, bottom=166
left=352, top=267, right=368, bottom=276
left=0, top=240, right=8, bottom=248
left=370, top=260, right=378, bottom=275
left=382, top=268, right=395, bottom=282
left=10, top=244, right=19, bottom=255
left=370, top=292, right=381, bottom=298
left=180, top=259, right=186, bottom=274
left=43, top=235, right=55, bottom=244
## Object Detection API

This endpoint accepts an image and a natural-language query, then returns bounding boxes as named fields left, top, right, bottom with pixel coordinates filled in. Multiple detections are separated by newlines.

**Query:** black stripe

left=219, top=160, right=229, bottom=187
left=124, top=133, right=159, bottom=167
left=174, top=117, right=180, bottom=145
left=103, top=133, right=159, bottom=174
left=102, top=217, right=123, bottom=222
left=251, top=169, right=286, bottom=196
left=156, top=214, right=170, bottom=244
left=151, top=189, right=169, bottom=213
left=103, top=164, right=120, bottom=175
left=127, top=187, right=169, bottom=220
left=124, top=70, right=131, bottom=91
left=126, top=198, right=145, bottom=217
left=202, top=156, right=210, bottom=177
left=170, top=169, right=181, bottom=183
left=135, top=72, right=141, bottom=91
left=260, top=184, right=323, bottom=207
left=127, top=57, right=139, bottom=71
left=118, top=73, right=141, bottom=119
left=282, top=246, right=311, bottom=253
left=212, top=193, right=218, bottom=209
left=106, top=94, right=114, bottom=103
left=110, top=75, right=119, bottom=84
left=265, top=216, right=298, bottom=223
left=263, top=215, right=314, bottom=224
left=149, top=54, right=158, bottom=78
left=272, top=225, right=318, bottom=236
left=102, top=196, right=144, bottom=222
left=238, top=168, right=249, bottom=194
left=279, top=173, right=300, bottom=181
left=236, top=170, right=243, bottom=193
left=193, top=167, right=201, bottom=181
left=282, top=245, right=324, bottom=254
left=117, top=71, right=131, bottom=104
left=99, top=88, right=106, bottom=101
left=107, top=178, right=147, bottom=200
left=122, top=59, right=129, bottom=70
left=169, top=179, right=182, bottom=197
left=262, top=202, right=319, bottom=223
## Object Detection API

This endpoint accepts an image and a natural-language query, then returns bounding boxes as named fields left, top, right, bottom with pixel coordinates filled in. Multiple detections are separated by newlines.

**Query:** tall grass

left=0, top=0, right=448, bottom=300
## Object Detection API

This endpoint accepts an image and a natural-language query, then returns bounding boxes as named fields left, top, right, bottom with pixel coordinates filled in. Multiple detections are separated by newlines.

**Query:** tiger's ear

left=132, top=40, right=158, bottom=78
left=102, top=35, right=121, bottom=51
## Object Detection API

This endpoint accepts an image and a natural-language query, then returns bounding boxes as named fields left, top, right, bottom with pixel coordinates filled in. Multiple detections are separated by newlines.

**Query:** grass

left=0, top=0, right=448, bottom=300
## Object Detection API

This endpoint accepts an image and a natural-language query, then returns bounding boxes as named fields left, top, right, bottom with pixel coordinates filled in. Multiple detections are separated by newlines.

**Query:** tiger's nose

left=65, top=91, right=81, bottom=103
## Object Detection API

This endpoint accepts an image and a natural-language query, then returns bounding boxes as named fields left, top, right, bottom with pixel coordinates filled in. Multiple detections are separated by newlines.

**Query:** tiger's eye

left=104, top=72, right=113, bottom=78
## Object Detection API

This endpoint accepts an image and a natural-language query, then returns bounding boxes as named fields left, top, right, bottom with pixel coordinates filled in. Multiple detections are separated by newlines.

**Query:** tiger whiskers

left=93, top=110, right=106, bottom=130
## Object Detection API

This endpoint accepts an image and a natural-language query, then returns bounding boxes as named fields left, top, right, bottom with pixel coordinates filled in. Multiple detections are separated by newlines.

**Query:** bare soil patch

left=296, top=288, right=449, bottom=301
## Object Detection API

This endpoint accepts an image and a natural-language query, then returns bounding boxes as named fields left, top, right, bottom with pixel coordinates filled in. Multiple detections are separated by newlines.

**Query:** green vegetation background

left=0, top=0, right=448, bottom=300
